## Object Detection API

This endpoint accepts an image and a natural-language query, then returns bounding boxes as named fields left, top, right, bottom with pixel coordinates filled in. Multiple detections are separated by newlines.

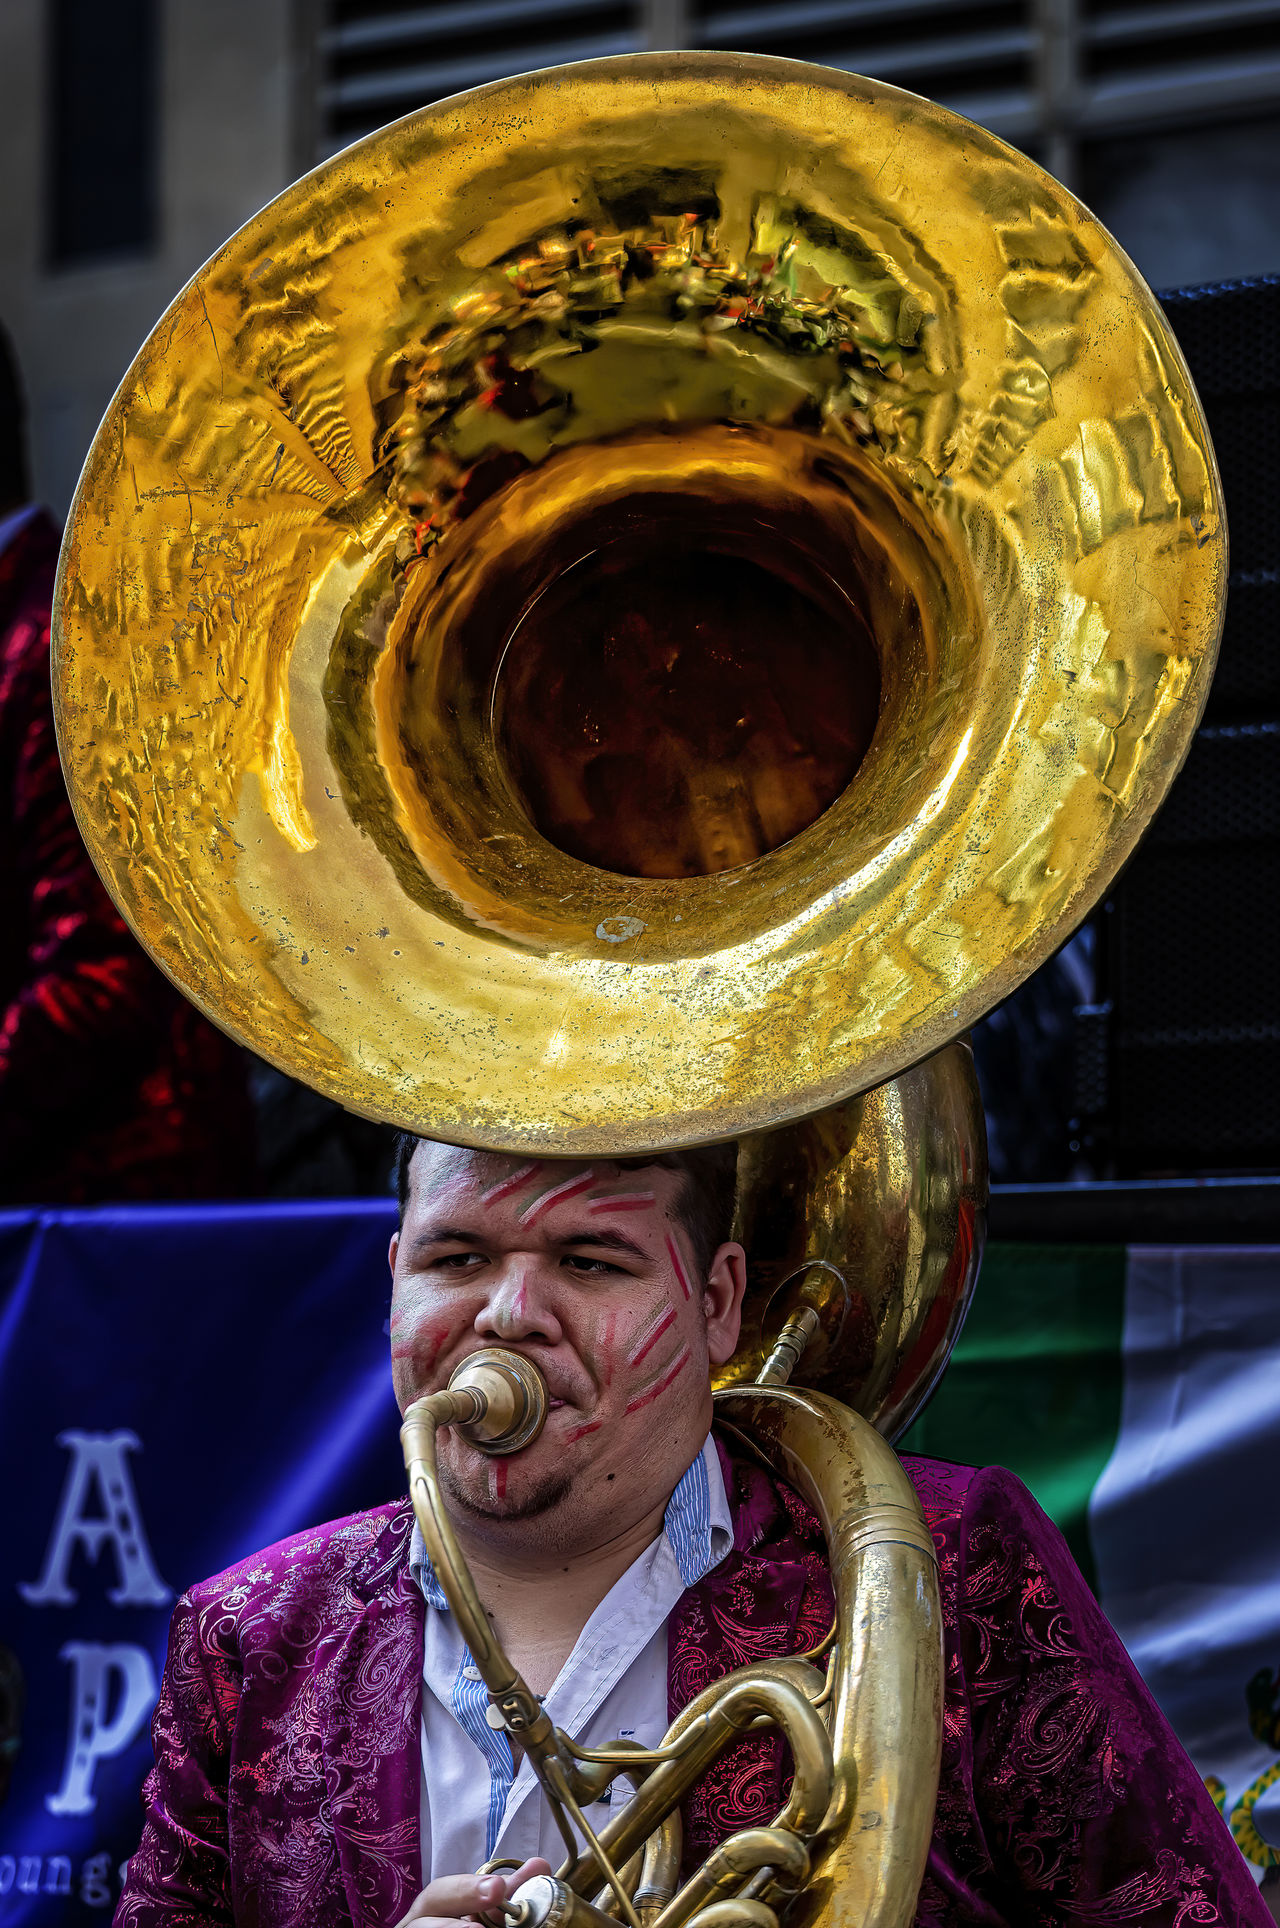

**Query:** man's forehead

left=409, top=1144, right=571, bottom=1193
left=407, top=1143, right=675, bottom=1206
left=408, top=1141, right=494, bottom=1194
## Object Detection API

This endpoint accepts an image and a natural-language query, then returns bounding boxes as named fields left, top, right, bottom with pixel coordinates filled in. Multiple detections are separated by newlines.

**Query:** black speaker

left=1088, top=277, right=1280, bottom=1175
left=974, top=277, right=1280, bottom=1180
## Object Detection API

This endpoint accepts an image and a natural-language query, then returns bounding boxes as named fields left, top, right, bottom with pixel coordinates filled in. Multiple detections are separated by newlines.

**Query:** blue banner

left=5, top=1208, right=1275, bottom=1922
left=0, top=1203, right=402, bottom=1927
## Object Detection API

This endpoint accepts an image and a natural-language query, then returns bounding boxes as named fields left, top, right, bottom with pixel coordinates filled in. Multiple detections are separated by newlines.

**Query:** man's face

left=388, top=1145, right=746, bottom=1556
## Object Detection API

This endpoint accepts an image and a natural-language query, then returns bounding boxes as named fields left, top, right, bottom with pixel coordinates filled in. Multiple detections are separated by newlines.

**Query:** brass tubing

left=563, top=1664, right=832, bottom=1895
left=683, top=1904, right=779, bottom=1928
left=582, top=1754, right=682, bottom=1926
left=400, top=1369, right=574, bottom=1820
left=714, top=1386, right=944, bottom=1928
left=558, top=1783, right=644, bottom=1928
left=591, top=1847, right=642, bottom=1922
left=757, top=1305, right=822, bottom=1386
left=651, top=1828, right=808, bottom=1928
left=400, top=1396, right=497, bottom=1668
left=633, top=1811, right=683, bottom=1927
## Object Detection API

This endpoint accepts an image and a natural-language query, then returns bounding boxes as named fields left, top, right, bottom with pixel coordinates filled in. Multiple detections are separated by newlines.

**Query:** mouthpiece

left=444, top=1347, right=549, bottom=1455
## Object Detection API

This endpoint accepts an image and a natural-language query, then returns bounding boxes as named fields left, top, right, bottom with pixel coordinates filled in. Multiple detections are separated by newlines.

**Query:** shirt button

left=462, top=1666, right=482, bottom=1681
left=484, top=1704, right=506, bottom=1728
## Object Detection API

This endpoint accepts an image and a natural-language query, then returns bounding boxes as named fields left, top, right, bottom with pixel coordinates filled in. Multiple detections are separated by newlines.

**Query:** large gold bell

left=52, top=54, right=1224, bottom=1157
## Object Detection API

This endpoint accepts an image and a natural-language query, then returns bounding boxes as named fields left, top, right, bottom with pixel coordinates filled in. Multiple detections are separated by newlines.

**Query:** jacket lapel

left=321, top=1501, right=425, bottom=1928
left=668, top=1436, right=833, bottom=1867
left=668, top=1435, right=825, bottom=1695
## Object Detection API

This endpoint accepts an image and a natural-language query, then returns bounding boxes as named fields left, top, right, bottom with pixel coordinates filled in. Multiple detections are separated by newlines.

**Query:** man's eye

left=432, top=1251, right=483, bottom=1270
left=563, top=1254, right=625, bottom=1276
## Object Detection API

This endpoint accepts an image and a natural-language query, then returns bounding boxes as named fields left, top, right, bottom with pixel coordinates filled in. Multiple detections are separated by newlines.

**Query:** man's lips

left=415, top=1353, right=586, bottom=1413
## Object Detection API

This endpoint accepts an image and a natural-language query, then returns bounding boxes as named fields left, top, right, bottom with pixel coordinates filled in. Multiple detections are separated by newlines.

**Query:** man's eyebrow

left=405, top=1222, right=483, bottom=1257
left=554, top=1227, right=648, bottom=1259
left=402, top=1223, right=649, bottom=1262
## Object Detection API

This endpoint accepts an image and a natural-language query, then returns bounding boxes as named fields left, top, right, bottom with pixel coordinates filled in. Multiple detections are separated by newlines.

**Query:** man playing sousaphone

left=51, top=43, right=1267, bottom=1928
left=114, top=1133, right=1266, bottom=1927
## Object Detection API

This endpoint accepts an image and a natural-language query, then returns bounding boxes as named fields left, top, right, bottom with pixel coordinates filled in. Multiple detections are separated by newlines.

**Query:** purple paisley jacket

left=117, top=1445, right=1267, bottom=1928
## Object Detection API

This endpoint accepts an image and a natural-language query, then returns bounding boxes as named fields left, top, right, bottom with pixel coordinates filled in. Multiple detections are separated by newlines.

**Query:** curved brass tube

left=401, top=1354, right=583, bottom=1864
left=683, top=1906, right=779, bottom=1928
left=633, top=1814, right=682, bottom=1928
left=652, top=1828, right=808, bottom=1928
left=713, top=1387, right=944, bottom=1928
left=560, top=1661, right=833, bottom=1901
left=403, top=1355, right=942, bottom=1928
left=576, top=1743, right=681, bottom=1926
left=555, top=1388, right=941, bottom=1928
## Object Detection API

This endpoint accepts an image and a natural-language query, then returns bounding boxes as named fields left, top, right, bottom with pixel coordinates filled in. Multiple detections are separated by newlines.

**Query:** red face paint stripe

left=588, top=1192, right=657, bottom=1213
left=480, top=1161, right=541, bottom=1205
left=665, top=1234, right=693, bottom=1300
left=493, top=1460, right=508, bottom=1499
left=624, top=1344, right=692, bottom=1414
left=519, top=1170, right=597, bottom=1226
left=565, top=1419, right=603, bottom=1442
left=627, top=1305, right=677, bottom=1368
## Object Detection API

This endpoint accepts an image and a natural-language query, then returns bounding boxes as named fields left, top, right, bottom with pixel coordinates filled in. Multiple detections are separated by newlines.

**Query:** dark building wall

left=1084, top=114, right=1280, bottom=288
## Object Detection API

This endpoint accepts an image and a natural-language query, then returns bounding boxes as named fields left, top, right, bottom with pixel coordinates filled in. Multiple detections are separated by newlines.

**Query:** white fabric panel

left=1090, top=1246, right=1280, bottom=1849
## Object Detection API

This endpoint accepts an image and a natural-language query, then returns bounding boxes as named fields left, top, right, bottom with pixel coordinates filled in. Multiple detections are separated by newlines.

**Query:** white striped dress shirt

left=410, top=1435, right=732, bottom=1883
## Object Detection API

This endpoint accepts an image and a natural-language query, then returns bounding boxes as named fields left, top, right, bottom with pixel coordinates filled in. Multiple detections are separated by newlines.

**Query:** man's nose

left=475, top=1260, right=563, bottom=1347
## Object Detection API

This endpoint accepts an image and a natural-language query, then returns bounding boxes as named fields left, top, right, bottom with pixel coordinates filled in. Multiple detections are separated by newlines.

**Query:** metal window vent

left=320, top=0, right=1280, bottom=183
left=322, top=1, right=643, bottom=150
left=1081, top=0, right=1280, bottom=133
left=691, top=0, right=1038, bottom=142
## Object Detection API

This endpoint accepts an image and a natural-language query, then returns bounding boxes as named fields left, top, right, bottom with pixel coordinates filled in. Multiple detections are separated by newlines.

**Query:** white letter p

left=45, top=1643, right=157, bottom=1816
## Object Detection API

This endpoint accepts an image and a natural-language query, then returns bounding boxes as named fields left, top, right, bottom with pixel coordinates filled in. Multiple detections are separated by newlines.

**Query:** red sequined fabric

left=117, top=1444, right=1268, bottom=1928
left=670, top=1445, right=1269, bottom=1925
left=0, top=510, right=253, bottom=1202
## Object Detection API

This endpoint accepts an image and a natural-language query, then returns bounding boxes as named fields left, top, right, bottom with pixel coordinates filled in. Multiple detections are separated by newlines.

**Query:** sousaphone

left=52, top=50, right=1224, bottom=1928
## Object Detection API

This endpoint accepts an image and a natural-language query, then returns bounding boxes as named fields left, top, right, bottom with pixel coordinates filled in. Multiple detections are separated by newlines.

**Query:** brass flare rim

left=52, top=51, right=1225, bottom=1152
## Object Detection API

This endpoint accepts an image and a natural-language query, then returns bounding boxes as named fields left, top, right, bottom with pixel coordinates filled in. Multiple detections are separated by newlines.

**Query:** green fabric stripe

left=898, top=1241, right=1127, bottom=1590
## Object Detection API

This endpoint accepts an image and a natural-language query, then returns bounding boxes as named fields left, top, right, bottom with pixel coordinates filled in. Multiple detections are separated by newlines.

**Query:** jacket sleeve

left=958, top=1465, right=1271, bottom=1925
left=113, top=1592, right=240, bottom=1928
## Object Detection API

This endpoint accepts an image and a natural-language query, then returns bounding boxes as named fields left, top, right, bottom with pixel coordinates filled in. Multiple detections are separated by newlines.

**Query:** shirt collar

left=410, top=1431, right=732, bottom=1609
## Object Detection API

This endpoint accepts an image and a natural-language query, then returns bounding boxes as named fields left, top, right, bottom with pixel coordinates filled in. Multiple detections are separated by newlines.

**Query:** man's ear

left=704, top=1241, right=748, bottom=1366
left=388, top=1231, right=399, bottom=1279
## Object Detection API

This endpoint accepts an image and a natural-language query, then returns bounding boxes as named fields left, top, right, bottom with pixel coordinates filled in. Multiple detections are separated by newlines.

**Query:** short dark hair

left=393, top=1134, right=738, bottom=1283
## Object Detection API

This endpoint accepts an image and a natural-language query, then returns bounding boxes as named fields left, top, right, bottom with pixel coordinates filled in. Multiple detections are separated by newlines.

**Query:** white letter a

left=20, top=1432, right=171, bottom=1608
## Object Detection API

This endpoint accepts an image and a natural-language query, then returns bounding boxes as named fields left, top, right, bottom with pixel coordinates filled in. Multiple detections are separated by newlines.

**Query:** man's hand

left=396, top=1858, right=553, bottom=1927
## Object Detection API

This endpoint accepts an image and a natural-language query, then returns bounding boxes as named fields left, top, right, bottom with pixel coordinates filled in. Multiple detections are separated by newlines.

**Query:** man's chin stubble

left=442, top=1462, right=575, bottom=1524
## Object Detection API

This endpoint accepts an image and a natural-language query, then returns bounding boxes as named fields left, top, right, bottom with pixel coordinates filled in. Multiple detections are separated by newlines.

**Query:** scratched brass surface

left=718, top=1038, right=985, bottom=1441
left=53, top=52, right=1225, bottom=1152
